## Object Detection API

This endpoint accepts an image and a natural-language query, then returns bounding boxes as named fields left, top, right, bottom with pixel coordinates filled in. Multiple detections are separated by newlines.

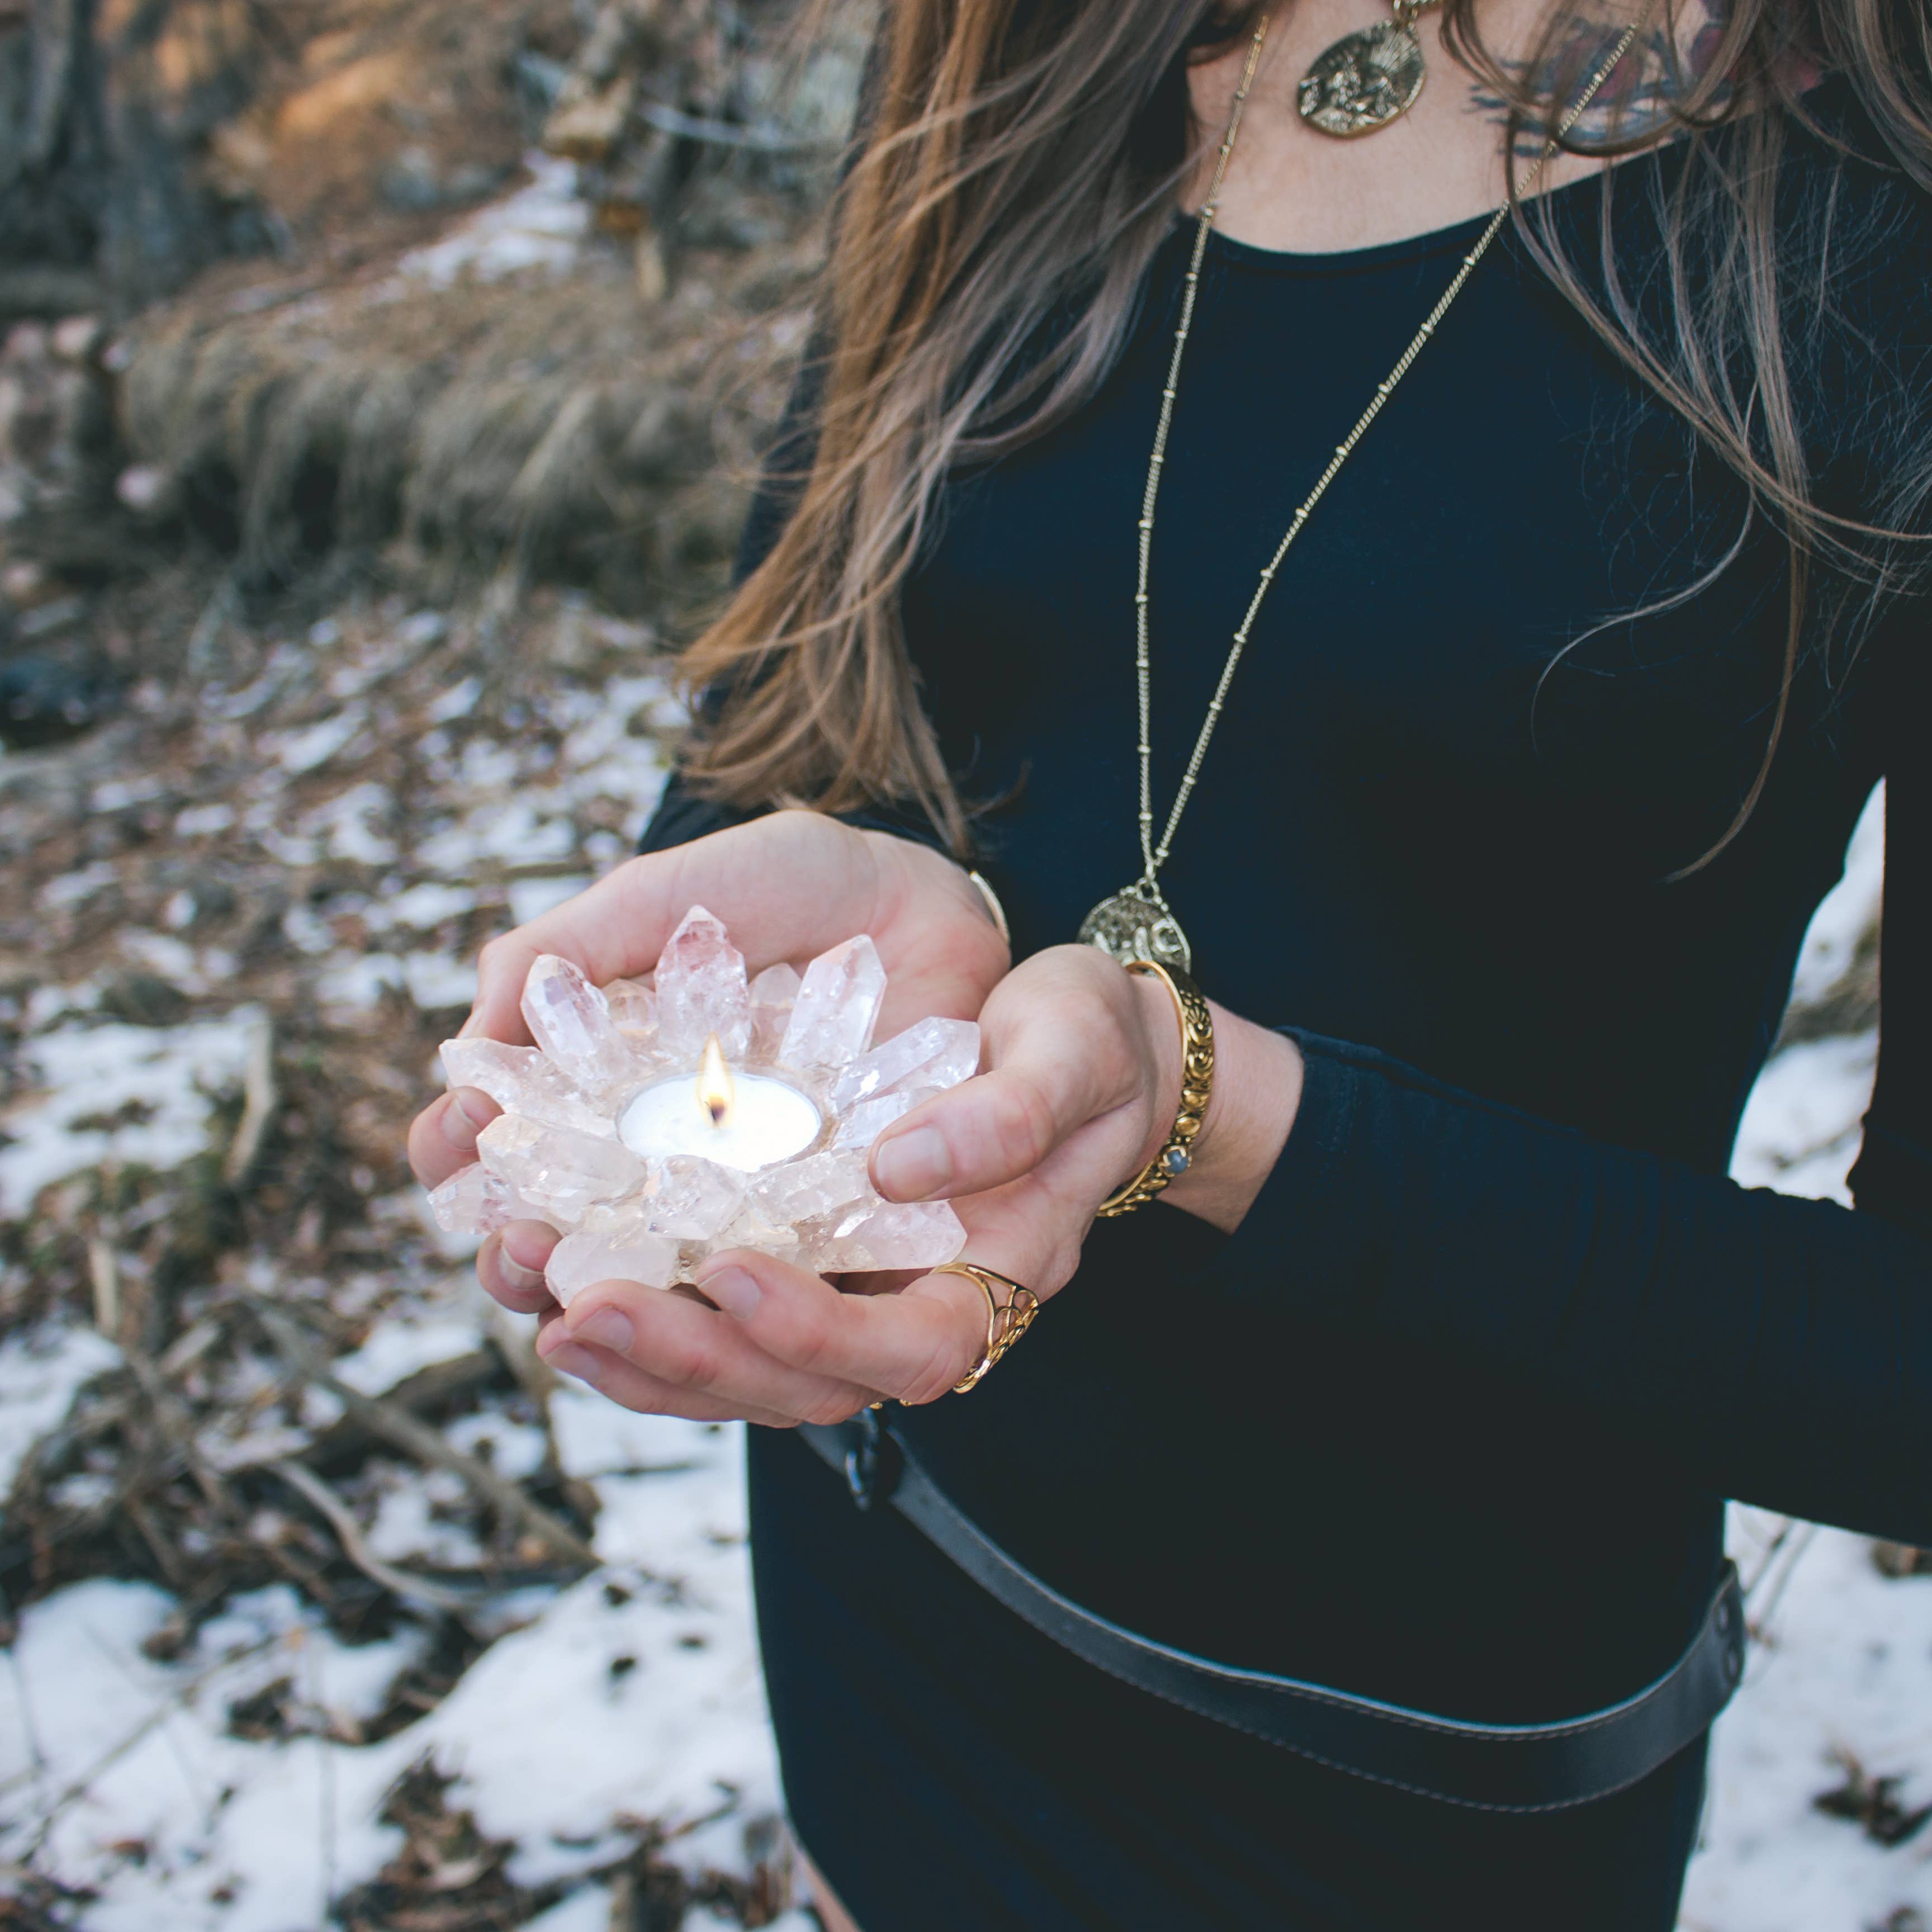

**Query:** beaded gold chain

left=1078, top=5, right=1652, bottom=977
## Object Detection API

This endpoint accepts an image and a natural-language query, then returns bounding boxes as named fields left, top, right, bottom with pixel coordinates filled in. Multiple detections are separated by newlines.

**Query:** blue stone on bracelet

left=1162, top=1147, right=1190, bottom=1175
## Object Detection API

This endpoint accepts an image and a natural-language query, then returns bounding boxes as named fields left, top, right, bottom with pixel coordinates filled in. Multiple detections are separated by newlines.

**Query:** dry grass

left=115, top=232, right=817, bottom=614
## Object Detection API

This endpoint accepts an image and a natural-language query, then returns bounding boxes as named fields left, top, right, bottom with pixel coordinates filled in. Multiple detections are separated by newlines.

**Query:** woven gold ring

left=930, top=1261, right=1040, bottom=1394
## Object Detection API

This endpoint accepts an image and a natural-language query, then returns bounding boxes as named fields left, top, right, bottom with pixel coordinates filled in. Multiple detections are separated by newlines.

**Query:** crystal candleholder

left=427, top=906, right=978, bottom=1304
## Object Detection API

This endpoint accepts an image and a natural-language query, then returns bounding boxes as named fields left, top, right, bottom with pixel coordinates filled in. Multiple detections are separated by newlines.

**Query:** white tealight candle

left=617, top=1063, right=822, bottom=1171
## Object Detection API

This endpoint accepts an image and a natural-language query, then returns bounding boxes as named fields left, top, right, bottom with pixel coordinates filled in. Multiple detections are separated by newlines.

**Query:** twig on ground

left=224, top=1016, right=277, bottom=1187
left=86, top=1239, right=120, bottom=1341
left=264, top=1461, right=487, bottom=1614
left=247, top=1301, right=598, bottom=1571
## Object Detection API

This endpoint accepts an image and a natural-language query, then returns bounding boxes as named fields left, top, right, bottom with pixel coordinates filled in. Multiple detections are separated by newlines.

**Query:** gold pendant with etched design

left=1298, top=17, right=1428, bottom=137
left=1078, top=886, right=1193, bottom=974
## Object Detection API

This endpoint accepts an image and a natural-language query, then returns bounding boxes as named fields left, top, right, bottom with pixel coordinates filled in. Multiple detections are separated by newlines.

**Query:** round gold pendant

left=1078, top=888, right=1192, bottom=974
left=1298, top=21, right=1426, bottom=138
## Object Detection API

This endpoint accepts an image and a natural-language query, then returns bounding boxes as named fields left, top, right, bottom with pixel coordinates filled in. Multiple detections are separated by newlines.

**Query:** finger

left=690, top=1247, right=1017, bottom=1409
left=556, top=1272, right=883, bottom=1425
left=476, top=1221, right=560, bottom=1313
left=536, top=1324, right=803, bottom=1426
left=462, top=812, right=880, bottom=1042
left=407, top=1088, right=502, bottom=1190
left=869, top=945, right=1145, bottom=1202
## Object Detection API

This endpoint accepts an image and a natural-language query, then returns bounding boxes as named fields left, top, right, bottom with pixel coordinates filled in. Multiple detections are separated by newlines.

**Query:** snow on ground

left=0, top=1326, right=121, bottom=1494
left=0, top=1367, right=779, bottom=1932
left=0, top=1010, right=266, bottom=1216
left=396, top=155, right=590, bottom=288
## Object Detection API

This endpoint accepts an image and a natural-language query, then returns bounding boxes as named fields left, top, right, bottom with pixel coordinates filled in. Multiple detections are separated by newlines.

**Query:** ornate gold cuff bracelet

left=1096, top=959, right=1214, bottom=1218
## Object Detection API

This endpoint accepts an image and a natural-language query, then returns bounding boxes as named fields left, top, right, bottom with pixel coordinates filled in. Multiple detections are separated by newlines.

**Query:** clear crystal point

left=642, top=1153, right=748, bottom=1238
left=750, top=1148, right=874, bottom=1225
left=781, top=935, right=887, bottom=1069
left=428, top=1163, right=551, bottom=1235
left=603, top=976, right=660, bottom=1044
left=477, top=1114, right=645, bottom=1224
left=810, top=1199, right=966, bottom=1273
left=748, top=961, right=802, bottom=1058
left=546, top=1226, right=680, bottom=1305
left=441, top=1037, right=616, bottom=1137
left=522, top=954, right=629, bottom=1093
left=829, top=1090, right=918, bottom=1149
left=656, top=905, right=752, bottom=1058
left=713, top=1200, right=804, bottom=1270
left=829, top=1016, right=979, bottom=1110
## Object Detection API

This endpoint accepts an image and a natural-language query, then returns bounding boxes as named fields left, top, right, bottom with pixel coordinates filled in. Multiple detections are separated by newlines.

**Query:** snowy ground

left=0, top=590, right=1917, bottom=1930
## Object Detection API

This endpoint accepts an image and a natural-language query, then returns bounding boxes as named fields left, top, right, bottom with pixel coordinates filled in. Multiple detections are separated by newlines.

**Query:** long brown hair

left=680, top=0, right=1932, bottom=866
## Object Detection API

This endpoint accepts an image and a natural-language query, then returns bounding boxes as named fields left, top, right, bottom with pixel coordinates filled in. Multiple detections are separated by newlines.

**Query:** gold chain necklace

left=1078, top=8, right=1649, bottom=974
left=1300, top=0, right=1444, bottom=139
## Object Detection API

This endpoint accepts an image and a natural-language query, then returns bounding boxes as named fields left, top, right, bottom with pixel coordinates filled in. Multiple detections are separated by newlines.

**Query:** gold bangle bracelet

left=967, top=868, right=1010, bottom=946
left=1095, top=960, right=1214, bottom=1219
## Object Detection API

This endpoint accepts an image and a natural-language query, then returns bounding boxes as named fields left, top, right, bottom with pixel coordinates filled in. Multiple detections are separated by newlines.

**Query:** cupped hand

left=405, top=812, right=1011, bottom=1307
left=525, top=945, right=1305, bottom=1426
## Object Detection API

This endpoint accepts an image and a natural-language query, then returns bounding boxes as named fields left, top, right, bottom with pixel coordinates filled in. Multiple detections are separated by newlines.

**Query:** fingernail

left=440, top=1099, right=482, bottom=1150
left=873, top=1126, right=951, bottom=1201
left=574, top=1307, right=633, bottom=1353
left=452, top=1086, right=496, bottom=1129
left=543, top=1341, right=603, bottom=1386
left=501, top=1221, right=555, bottom=1273
left=498, top=1247, right=544, bottom=1292
left=701, top=1266, right=762, bottom=1320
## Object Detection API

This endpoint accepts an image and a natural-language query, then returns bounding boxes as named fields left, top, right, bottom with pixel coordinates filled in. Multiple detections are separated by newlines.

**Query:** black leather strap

left=798, top=1413, right=1744, bottom=1813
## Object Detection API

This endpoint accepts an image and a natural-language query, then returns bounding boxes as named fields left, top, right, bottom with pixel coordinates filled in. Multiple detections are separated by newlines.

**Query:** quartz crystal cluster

left=427, top=907, right=979, bottom=1304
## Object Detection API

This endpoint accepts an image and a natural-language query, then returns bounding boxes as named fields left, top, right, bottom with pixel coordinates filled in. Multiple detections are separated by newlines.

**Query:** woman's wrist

left=1143, top=989, right=1303, bottom=1235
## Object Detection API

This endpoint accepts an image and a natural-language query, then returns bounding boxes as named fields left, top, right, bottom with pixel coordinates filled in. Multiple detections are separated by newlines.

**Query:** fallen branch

left=86, top=1238, right=120, bottom=1339
left=264, top=1462, right=485, bottom=1614
left=302, top=1349, right=502, bottom=1475
left=247, top=1302, right=598, bottom=1571
left=224, top=1015, right=277, bottom=1187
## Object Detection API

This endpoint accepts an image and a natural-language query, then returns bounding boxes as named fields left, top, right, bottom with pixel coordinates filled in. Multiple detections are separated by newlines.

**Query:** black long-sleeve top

left=641, top=80, right=1932, bottom=1930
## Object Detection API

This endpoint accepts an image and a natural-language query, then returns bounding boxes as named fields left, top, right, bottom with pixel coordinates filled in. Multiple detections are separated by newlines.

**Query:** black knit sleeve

left=1216, top=594, right=1932, bottom=1546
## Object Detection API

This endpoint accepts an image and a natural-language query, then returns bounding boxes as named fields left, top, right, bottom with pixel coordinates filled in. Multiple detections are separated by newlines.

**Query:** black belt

left=798, top=1413, right=1744, bottom=1813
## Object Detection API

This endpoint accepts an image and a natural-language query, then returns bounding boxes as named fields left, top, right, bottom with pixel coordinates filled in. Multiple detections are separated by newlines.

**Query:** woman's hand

left=404, top=810, right=1011, bottom=1317
left=525, top=944, right=1305, bottom=1423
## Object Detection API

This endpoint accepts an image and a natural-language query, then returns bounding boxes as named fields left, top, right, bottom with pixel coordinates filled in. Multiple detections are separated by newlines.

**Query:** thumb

left=868, top=946, right=1159, bottom=1202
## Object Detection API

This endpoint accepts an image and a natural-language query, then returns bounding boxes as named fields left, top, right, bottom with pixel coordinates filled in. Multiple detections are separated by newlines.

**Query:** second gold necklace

left=1078, top=8, right=1647, bottom=974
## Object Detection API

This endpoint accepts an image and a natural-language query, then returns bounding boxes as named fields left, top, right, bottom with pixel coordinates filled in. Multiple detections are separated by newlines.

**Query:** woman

left=410, top=0, right=1932, bottom=1923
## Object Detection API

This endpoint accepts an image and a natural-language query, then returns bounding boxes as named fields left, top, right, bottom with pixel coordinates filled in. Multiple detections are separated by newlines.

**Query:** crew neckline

left=1191, top=155, right=1623, bottom=275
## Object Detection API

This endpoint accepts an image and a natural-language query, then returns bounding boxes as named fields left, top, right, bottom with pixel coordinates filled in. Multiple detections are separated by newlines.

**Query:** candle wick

left=697, top=1033, right=735, bottom=1128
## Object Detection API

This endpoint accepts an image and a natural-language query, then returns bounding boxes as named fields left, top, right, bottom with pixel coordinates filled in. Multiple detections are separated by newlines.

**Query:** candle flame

left=697, top=1033, right=735, bottom=1128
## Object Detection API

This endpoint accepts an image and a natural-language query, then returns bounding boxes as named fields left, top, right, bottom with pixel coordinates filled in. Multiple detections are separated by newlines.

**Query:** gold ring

left=930, top=1261, right=1040, bottom=1393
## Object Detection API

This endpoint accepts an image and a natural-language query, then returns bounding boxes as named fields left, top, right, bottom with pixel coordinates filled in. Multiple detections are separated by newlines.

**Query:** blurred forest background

left=0, top=0, right=1921, bottom=1927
